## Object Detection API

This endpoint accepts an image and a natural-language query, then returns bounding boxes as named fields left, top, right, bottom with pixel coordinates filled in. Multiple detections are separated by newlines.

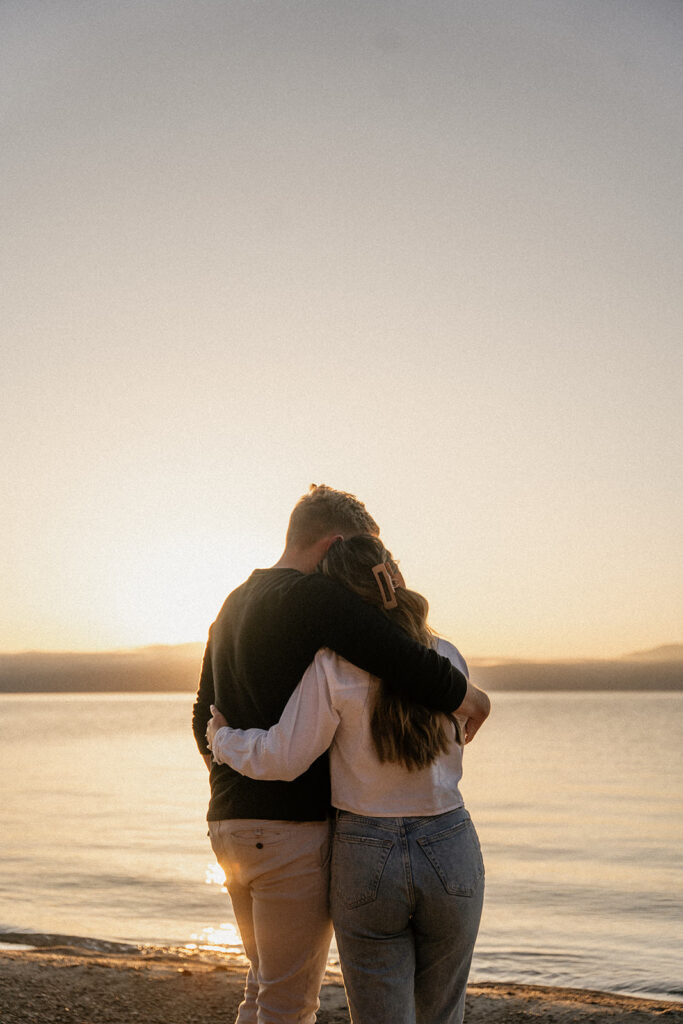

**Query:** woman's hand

left=457, top=682, right=490, bottom=743
left=206, top=704, right=229, bottom=751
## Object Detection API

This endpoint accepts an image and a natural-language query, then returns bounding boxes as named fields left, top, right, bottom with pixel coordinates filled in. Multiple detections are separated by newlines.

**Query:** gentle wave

left=0, top=928, right=248, bottom=964
left=0, top=930, right=141, bottom=954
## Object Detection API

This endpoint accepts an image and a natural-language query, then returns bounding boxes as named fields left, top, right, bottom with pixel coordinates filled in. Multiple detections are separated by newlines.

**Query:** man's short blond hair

left=285, top=484, right=380, bottom=547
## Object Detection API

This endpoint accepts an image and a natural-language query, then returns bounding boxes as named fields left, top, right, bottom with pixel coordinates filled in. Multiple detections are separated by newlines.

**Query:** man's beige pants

left=209, top=819, right=333, bottom=1024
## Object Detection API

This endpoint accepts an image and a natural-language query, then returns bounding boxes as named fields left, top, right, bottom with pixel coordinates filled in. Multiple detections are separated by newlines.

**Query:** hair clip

left=372, top=562, right=399, bottom=610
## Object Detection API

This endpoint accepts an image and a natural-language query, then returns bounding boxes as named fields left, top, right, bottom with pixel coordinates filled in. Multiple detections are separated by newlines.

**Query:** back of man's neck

left=272, top=551, right=312, bottom=573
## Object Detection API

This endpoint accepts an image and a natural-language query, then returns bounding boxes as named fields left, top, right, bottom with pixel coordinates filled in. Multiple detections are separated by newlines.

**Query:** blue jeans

left=331, top=806, right=484, bottom=1024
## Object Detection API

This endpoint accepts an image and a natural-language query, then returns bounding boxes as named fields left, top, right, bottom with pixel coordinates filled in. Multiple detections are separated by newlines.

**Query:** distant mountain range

left=0, top=643, right=681, bottom=693
left=621, top=643, right=683, bottom=662
left=0, top=643, right=205, bottom=694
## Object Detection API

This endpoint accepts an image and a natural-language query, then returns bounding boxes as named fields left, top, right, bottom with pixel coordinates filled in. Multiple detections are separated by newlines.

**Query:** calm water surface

left=0, top=691, right=681, bottom=1000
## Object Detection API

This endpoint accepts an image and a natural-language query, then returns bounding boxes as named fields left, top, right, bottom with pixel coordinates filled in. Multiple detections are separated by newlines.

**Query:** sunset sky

left=2, top=0, right=681, bottom=660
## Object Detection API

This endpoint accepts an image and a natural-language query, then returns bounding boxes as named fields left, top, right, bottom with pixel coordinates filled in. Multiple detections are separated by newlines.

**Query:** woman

left=206, top=535, right=487, bottom=1024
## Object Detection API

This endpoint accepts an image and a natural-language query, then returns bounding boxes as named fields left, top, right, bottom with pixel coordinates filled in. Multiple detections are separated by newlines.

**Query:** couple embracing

left=192, top=484, right=490, bottom=1024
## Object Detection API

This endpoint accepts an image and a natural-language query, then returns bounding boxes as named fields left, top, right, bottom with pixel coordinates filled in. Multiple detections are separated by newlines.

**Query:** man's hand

left=456, top=681, right=490, bottom=744
left=206, top=704, right=229, bottom=752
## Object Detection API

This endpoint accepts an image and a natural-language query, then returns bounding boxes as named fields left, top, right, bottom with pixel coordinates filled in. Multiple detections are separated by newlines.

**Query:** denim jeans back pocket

left=417, top=819, right=484, bottom=897
left=332, top=834, right=394, bottom=909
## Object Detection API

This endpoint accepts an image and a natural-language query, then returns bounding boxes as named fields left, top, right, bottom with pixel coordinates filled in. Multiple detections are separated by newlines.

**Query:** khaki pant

left=209, top=819, right=333, bottom=1024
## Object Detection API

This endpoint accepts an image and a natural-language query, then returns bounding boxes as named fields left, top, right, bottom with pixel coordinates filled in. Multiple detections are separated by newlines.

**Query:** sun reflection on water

left=187, top=921, right=244, bottom=952
left=189, top=863, right=244, bottom=954
left=204, top=861, right=226, bottom=887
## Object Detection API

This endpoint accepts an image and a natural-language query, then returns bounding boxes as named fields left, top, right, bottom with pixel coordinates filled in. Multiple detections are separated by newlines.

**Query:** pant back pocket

left=417, top=819, right=484, bottom=896
left=332, top=834, right=394, bottom=908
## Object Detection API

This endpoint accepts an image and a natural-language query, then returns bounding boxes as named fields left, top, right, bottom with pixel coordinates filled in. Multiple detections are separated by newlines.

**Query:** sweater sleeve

left=191, top=632, right=215, bottom=755
left=210, top=651, right=340, bottom=780
left=295, top=576, right=468, bottom=713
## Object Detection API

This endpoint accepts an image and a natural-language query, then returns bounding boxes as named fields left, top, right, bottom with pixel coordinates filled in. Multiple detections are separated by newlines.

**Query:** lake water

left=0, top=691, right=681, bottom=1001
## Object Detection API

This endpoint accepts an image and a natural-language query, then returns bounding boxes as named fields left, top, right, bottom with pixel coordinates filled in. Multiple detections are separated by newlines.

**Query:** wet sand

left=0, top=945, right=680, bottom=1024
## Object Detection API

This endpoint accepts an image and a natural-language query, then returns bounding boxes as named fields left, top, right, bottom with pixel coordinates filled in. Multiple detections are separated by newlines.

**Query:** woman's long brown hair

left=319, top=535, right=460, bottom=771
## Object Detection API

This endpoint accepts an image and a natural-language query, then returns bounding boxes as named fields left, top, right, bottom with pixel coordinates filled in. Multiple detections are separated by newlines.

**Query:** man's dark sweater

left=192, top=568, right=468, bottom=822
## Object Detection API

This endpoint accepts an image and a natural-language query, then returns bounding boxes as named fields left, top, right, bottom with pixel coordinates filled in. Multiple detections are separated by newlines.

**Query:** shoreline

left=0, top=943, right=680, bottom=1024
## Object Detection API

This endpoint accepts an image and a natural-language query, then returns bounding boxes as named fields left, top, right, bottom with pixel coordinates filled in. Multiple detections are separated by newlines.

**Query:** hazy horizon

left=1, top=639, right=681, bottom=696
left=1, top=639, right=682, bottom=662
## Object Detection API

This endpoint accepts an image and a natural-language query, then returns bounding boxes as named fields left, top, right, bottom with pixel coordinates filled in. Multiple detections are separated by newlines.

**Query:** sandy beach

left=0, top=944, right=680, bottom=1024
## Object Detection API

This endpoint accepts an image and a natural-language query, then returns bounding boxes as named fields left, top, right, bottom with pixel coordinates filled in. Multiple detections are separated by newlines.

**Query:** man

left=192, top=484, right=489, bottom=1024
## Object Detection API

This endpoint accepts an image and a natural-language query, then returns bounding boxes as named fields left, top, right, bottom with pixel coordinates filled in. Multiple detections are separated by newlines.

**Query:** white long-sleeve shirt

left=211, top=637, right=468, bottom=817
